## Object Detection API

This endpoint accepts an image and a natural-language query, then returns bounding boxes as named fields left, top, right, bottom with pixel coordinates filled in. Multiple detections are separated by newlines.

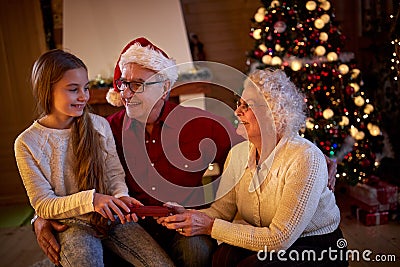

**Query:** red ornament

left=360, top=159, right=371, bottom=168
left=254, top=49, right=264, bottom=58
left=345, top=85, right=354, bottom=95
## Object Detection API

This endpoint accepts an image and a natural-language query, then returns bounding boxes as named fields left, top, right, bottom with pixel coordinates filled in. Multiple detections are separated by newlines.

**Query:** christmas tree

left=246, top=0, right=383, bottom=185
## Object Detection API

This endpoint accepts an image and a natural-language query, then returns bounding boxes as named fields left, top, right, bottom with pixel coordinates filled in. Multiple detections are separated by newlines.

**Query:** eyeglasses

left=235, top=100, right=266, bottom=112
left=115, top=79, right=165, bottom=94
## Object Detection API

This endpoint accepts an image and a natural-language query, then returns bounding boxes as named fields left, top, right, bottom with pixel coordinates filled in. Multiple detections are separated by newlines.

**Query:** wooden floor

left=0, top=190, right=399, bottom=267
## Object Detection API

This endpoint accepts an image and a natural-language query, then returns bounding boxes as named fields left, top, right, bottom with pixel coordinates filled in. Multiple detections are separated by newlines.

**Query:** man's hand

left=34, top=217, right=68, bottom=265
left=324, top=155, right=337, bottom=191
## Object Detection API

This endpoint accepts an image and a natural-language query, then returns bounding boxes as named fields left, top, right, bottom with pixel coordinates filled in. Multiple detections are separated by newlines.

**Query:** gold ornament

left=259, top=44, right=268, bottom=52
left=354, top=96, right=365, bottom=106
left=323, top=108, right=334, bottom=119
left=306, top=117, right=315, bottom=129
left=321, top=14, right=330, bottom=23
left=253, top=29, right=262, bottom=40
left=262, top=55, right=272, bottom=65
left=349, top=83, right=360, bottom=93
left=338, top=64, right=349, bottom=74
left=306, top=1, right=317, bottom=11
left=271, top=0, right=280, bottom=8
left=364, top=104, right=374, bottom=114
left=339, top=116, right=349, bottom=126
left=291, top=60, right=302, bottom=71
left=271, top=56, right=282, bottom=66
left=327, top=52, right=338, bottom=61
left=315, top=45, right=326, bottom=56
left=314, top=18, right=325, bottom=29
left=369, top=125, right=380, bottom=136
left=319, top=32, right=329, bottom=41
left=320, top=1, right=331, bottom=10
left=254, top=13, right=265, bottom=23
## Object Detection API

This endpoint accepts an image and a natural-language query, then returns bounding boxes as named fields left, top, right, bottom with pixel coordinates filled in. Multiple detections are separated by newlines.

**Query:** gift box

left=352, top=207, right=389, bottom=226
left=347, top=178, right=398, bottom=212
left=348, top=196, right=397, bottom=213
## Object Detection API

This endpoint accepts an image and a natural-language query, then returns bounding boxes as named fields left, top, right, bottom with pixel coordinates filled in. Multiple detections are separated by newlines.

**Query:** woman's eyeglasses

left=236, top=100, right=266, bottom=112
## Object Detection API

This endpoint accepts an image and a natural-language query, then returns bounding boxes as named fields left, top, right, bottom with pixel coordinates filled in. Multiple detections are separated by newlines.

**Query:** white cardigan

left=14, top=113, right=129, bottom=220
left=203, top=135, right=340, bottom=252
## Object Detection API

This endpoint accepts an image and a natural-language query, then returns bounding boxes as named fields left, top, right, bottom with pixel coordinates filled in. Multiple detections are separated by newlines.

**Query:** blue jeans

left=139, top=217, right=217, bottom=267
left=56, top=218, right=174, bottom=267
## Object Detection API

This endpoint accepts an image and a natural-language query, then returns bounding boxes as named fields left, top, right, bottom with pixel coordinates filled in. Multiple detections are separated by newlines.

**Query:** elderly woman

left=159, top=69, right=348, bottom=266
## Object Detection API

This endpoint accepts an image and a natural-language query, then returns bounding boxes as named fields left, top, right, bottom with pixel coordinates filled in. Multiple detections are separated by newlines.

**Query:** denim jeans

left=56, top=218, right=174, bottom=267
left=139, top=217, right=217, bottom=267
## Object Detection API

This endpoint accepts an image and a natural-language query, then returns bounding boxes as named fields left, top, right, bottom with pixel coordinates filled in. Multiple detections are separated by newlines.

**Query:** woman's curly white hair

left=245, top=69, right=306, bottom=137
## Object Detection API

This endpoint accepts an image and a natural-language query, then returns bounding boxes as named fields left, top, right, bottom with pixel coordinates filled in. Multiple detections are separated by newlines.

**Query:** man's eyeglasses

left=115, top=79, right=165, bottom=94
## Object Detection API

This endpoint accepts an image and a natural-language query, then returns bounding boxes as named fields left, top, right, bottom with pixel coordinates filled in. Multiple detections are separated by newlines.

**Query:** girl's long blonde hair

left=31, top=49, right=109, bottom=232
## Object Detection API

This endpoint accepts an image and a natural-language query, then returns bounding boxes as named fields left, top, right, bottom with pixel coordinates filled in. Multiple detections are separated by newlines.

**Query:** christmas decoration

left=247, top=0, right=384, bottom=185
left=89, top=74, right=113, bottom=89
left=352, top=207, right=389, bottom=226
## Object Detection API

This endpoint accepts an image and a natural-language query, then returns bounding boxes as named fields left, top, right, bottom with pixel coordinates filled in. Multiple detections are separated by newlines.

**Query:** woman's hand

left=156, top=202, right=186, bottom=224
left=324, top=155, right=337, bottom=191
left=93, top=193, right=138, bottom=223
left=119, top=196, right=144, bottom=222
left=159, top=209, right=215, bottom=237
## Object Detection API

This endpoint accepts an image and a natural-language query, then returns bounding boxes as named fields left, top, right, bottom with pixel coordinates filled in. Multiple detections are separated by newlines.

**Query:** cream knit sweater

left=14, top=113, right=129, bottom=220
left=203, top=135, right=340, bottom=252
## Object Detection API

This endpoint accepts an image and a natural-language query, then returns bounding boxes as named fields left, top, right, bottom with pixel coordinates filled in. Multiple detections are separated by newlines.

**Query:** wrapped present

left=353, top=207, right=389, bottom=226
left=347, top=178, right=398, bottom=211
left=349, top=197, right=394, bottom=213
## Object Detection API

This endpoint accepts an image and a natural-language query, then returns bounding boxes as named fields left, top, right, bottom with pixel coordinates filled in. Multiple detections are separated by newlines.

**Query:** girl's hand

left=119, top=196, right=144, bottom=222
left=93, top=193, right=133, bottom=223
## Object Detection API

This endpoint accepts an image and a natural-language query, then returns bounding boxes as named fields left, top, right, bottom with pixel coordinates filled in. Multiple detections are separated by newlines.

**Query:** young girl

left=14, top=49, right=174, bottom=267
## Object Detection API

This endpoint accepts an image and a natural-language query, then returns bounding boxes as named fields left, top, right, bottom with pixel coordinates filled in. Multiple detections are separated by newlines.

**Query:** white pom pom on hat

left=106, top=37, right=178, bottom=106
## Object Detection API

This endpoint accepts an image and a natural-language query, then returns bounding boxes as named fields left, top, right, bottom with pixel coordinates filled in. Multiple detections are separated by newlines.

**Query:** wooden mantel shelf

left=89, top=88, right=109, bottom=104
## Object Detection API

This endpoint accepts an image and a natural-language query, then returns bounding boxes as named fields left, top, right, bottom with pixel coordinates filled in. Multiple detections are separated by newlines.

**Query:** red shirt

left=107, top=101, right=243, bottom=207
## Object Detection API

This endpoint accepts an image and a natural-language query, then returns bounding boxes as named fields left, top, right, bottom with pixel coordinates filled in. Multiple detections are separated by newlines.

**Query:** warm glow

left=351, top=68, right=361, bottom=78
left=259, top=44, right=268, bottom=52
left=254, top=13, right=265, bottom=23
left=306, top=1, right=317, bottom=11
left=355, top=131, right=365, bottom=140
left=349, top=83, right=360, bottom=92
left=314, top=18, right=325, bottom=29
left=253, top=29, right=262, bottom=39
left=322, top=108, right=334, bottom=119
left=320, top=0, right=331, bottom=10
left=320, top=14, right=330, bottom=23
left=319, top=32, right=328, bottom=41
left=327, top=52, right=338, bottom=61
left=270, top=0, right=280, bottom=8
left=271, top=56, right=283, bottom=65
left=262, top=55, right=272, bottom=64
left=315, top=45, right=326, bottom=56
left=369, top=125, right=381, bottom=136
left=339, top=116, right=349, bottom=126
left=306, top=117, right=315, bottom=129
left=354, top=96, right=365, bottom=106
left=338, top=64, right=349, bottom=74
left=364, top=104, right=374, bottom=114
left=291, top=60, right=302, bottom=71
left=275, top=44, right=285, bottom=51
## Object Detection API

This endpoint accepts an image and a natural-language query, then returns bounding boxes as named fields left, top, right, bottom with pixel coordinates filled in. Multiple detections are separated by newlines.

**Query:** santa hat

left=106, top=37, right=178, bottom=106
